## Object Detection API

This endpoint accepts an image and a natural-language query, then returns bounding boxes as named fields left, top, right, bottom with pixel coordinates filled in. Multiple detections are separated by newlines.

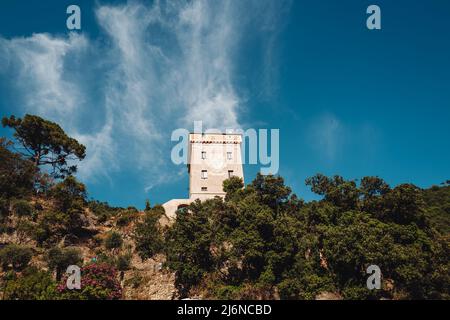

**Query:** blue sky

left=0, top=0, right=449, bottom=208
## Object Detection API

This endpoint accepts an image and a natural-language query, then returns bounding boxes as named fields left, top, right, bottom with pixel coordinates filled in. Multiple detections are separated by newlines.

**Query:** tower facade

left=188, top=133, right=244, bottom=200
left=163, top=132, right=244, bottom=218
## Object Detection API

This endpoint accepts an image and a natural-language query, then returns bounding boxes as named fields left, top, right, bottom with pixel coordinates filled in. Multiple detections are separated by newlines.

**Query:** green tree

left=223, top=176, right=244, bottom=201
left=50, top=176, right=87, bottom=213
left=251, top=173, right=291, bottom=211
left=116, top=253, right=132, bottom=272
left=88, top=200, right=120, bottom=223
left=360, top=176, right=390, bottom=197
left=47, top=247, right=83, bottom=281
left=306, top=174, right=359, bottom=211
left=421, top=184, right=450, bottom=235
left=383, top=184, right=428, bottom=227
left=165, top=173, right=449, bottom=300
left=0, top=244, right=33, bottom=271
left=45, top=176, right=87, bottom=235
left=165, top=200, right=215, bottom=297
left=145, top=199, right=151, bottom=211
left=0, top=138, right=35, bottom=200
left=2, top=114, right=86, bottom=178
left=134, top=207, right=164, bottom=260
left=2, top=267, right=58, bottom=300
left=12, top=199, right=33, bottom=217
left=116, top=208, right=139, bottom=227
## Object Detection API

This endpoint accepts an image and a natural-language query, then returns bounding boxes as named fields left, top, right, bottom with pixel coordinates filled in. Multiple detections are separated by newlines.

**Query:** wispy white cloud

left=144, top=167, right=185, bottom=193
left=307, top=113, right=382, bottom=165
left=0, top=33, right=88, bottom=121
left=173, top=0, right=240, bottom=128
left=0, top=0, right=289, bottom=195
left=252, top=0, right=292, bottom=101
left=308, top=113, right=346, bottom=161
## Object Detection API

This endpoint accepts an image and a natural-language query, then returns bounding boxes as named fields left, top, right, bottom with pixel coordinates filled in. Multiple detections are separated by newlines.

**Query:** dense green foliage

left=0, top=244, right=33, bottom=271
left=0, top=138, right=35, bottom=201
left=165, top=173, right=450, bottom=299
left=116, top=207, right=139, bottom=227
left=2, top=267, right=58, bottom=300
left=0, top=138, right=35, bottom=225
left=12, top=199, right=34, bottom=217
left=104, top=232, right=123, bottom=250
left=88, top=200, right=121, bottom=223
left=422, top=184, right=450, bottom=235
left=47, top=247, right=83, bottom=281
left=32, top=177, right=88, bottom=245
left=134, top=206, right=165, bottom=260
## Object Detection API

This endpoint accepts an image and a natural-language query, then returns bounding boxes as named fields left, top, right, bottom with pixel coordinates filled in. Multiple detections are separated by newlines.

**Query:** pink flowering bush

left=57, top=263, right=122, bottom=300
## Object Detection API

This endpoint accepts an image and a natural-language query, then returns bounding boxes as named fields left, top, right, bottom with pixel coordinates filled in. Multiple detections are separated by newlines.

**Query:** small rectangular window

left=227, top=152, right=232, bottom=160
left=228, top=170, right=234, bottom=178
left=201, top=170, right=208, bottom=179
left=201, top=151, right=206, bottom=159
left=201, top=187, right=208, bottom=191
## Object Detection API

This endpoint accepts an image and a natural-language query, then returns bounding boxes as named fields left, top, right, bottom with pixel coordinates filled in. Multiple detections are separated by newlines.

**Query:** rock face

left=0, top=205, right=178, bottom=300
left=122, top=254, right=177, bottom=300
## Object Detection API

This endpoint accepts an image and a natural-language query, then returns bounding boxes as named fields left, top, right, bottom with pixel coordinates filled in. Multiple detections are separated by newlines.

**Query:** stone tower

left=163, top=132, right=244, bottom=218
left=188, top=133, right=244, bottom=200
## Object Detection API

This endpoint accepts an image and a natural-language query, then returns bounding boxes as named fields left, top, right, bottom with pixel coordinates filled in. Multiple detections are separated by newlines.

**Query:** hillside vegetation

left=0, top=114, right=448, bottom=300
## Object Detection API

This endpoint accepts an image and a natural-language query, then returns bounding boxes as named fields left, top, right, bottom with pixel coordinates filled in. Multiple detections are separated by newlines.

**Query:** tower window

left=201, top=187, right=208, bottom=191
left=201, top=170, right=208, bottom=179
left=227, top=152, right=232, bottom=160
left=201, top=151, right=206, bottom=159
left=228, top=170, right=234, bottom=178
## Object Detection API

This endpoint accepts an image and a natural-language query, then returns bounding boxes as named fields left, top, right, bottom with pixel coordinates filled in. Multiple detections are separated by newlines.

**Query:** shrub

left=134, top=209, right=164, bottom=260
left=33, top=211, right=68, bottom=245
left=95, top=251, right=116, bottom=266
left=33, top=226, right=50, bottom=244
left=96, top=212, right=108, bottom=224
left=104, top=232, right=123, bottom=250
left=0, top=244, right=33, bottom=271
left=124, top=272, right=143, bottom=289
left=116, top=209, right=138, bottom=227
left=12, top=199, right=33, bottom=217
left=47, top=247, right=83, bottom=280
left=58, top=263, right=122, bottom=300
left=16, top=220, right=36, bottom=240
left=88, top=200, right=120, bottom=223
left=116, top=253, right=132, bottom=272
left=0, top=138, right=35, bottom=199
left=33, top=207, right=85, bottom=246
left=2, top=267, right=58, bottom=300
left=145, top=199, right=151, bottom=211
left=50, top=176, right=86, bottom=213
